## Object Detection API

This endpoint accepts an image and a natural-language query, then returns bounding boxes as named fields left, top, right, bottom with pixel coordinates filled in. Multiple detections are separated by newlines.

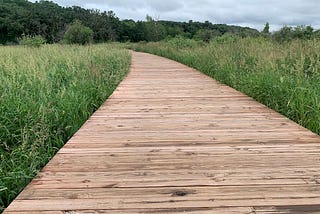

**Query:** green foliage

left=261, top=22, right=271, bottom=37
left=3, top=0, right=320, bottom=44
left=64, top=20, right=94, bottom=45
left=273, top=25, right=314, bottom=42
left=273, top=26, right=294, bottom=42
left=18, top=35, right=46, bottom=47
left=262, top=22, right=270, bottom=34
left=146, top=14, right=154, bottom=22
left=0, top=44, right=130, bottom=211
left=168, top=36, right=198, bottom=49
left=293, top=25, right=314, bottom=40
left=144, top=15, right=167, bottom=42
left=167, top=36, right=199, bottom=48
left=0, top=0, right=261, bottom=44
left=194, top=29, right=221, bottom=42
left=314, top=29, right=320, bottom=39
left=132, top=38, right=320, bottom=136
left=212, top=34, right=240, bottom=44
left=0, top=0, right=119, bottom=44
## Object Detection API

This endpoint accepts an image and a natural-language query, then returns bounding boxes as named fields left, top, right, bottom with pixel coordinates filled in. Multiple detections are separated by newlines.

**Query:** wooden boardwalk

left=5, top=52, right=320, bottom=213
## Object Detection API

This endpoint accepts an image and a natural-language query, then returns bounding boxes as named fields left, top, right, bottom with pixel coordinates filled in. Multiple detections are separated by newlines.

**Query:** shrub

left=212, top=34, right=240, bottom=44
left=19, top=35, right=46, bottom=47
left=194, top=29, right=221, bottom=42
left=167, top=36, right=199, bottom=49
left=64, top=20, right=93, bottom=45
left=273, top=25, right=314, bottom=42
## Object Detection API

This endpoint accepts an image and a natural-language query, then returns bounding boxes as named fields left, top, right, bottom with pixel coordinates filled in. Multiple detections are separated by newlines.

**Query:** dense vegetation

left=132, top=37, right=320, bottom=136
left=64, top=20, right=94, bottom=45
left=0, top=44, right=130, bottom=211
left=0, top=0, right=261, bottom=44
left=3, top=0, right=320, bottom=45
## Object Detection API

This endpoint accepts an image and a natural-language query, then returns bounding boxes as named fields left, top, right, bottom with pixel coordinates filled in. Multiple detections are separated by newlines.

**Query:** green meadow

left=0, top=44, right=130, bottom=210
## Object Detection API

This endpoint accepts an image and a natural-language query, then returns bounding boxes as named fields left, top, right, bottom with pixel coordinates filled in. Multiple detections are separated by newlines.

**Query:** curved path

left=5, top=52, right=320, bottom=213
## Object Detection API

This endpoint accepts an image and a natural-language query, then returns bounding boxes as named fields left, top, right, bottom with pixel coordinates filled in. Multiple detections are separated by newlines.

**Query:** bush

left=194, top=29, right=221, bottom=42
left=64, top=20, right=94, bottom=45
left=273, top=25, right=314, bottom=42
left=167, top=36, right=199, bottom=49
left=212, top=34, right=240, bottom=44
left=19, top=35, right=46, bottom=47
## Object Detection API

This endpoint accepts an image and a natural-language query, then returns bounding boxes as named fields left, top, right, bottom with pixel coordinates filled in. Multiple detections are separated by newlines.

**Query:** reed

left=0, top=44, right=130, bottom=210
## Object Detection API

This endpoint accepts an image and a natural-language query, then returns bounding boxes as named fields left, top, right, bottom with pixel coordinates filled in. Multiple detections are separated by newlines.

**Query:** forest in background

left=0, top=0, right=269, bottom=44
left=2, top=0, right=320, bottom=45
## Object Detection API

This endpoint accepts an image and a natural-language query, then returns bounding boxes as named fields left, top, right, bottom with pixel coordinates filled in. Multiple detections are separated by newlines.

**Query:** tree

left=273, top=25, right=314, bottom=42
left=273, top=26, right=293, bottom=42
left=293, top=25, right=313, bottom=40
left=314, top=29, right=320, bottom=39
left=19, top=34, right=46, bottom=47
left=119, top=19, right=142, bottom=42
left=194, top=29, right=221, bottom=42
left=144, top=15, right=166, bottom=41
left=262, top=22, right=271, bottom=37
left=63, top=20, right=93, bottom=45
left=0, top=0, right=268, bottom=44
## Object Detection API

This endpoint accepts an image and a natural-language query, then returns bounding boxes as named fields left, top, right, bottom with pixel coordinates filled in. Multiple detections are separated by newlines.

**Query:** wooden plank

left=16, top=185, right=320, bottom=200
left=4, top=51, right=320, bottom=213
left=7, top=198, right=320, bottom=211
left=24, top=170, right=320, bottom=189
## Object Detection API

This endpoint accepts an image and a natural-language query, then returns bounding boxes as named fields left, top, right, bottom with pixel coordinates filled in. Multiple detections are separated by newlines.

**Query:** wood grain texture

left=5, top=52, right=320, bottom=214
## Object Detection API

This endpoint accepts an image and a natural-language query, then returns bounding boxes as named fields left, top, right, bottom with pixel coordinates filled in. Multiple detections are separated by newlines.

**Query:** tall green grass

left=0, top=44, right=130, bottom=211
left=132, top=37, right=320, bottom=135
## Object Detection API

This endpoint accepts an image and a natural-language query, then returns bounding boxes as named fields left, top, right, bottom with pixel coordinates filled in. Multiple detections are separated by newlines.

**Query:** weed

left=0, top=44, right=130, bottom=211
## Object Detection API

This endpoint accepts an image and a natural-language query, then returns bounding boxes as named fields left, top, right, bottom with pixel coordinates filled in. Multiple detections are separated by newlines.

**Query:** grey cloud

left=147, top=1, right=183, bottom=13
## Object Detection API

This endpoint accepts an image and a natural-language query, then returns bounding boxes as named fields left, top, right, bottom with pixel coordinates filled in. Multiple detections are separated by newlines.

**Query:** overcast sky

left=30, top=0, right=320, bottom=31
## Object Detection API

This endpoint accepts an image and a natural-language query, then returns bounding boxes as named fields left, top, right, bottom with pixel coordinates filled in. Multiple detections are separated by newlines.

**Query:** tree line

left=0, top=0, right=260, bottom=44
left=1, top=0, right=320, bottom=45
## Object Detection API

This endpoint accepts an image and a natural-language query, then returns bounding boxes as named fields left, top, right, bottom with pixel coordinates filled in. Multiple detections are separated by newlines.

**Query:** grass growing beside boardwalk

left=132, top=37, right=320, bottom=135
left=0, top=44, right=130, bottom=211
